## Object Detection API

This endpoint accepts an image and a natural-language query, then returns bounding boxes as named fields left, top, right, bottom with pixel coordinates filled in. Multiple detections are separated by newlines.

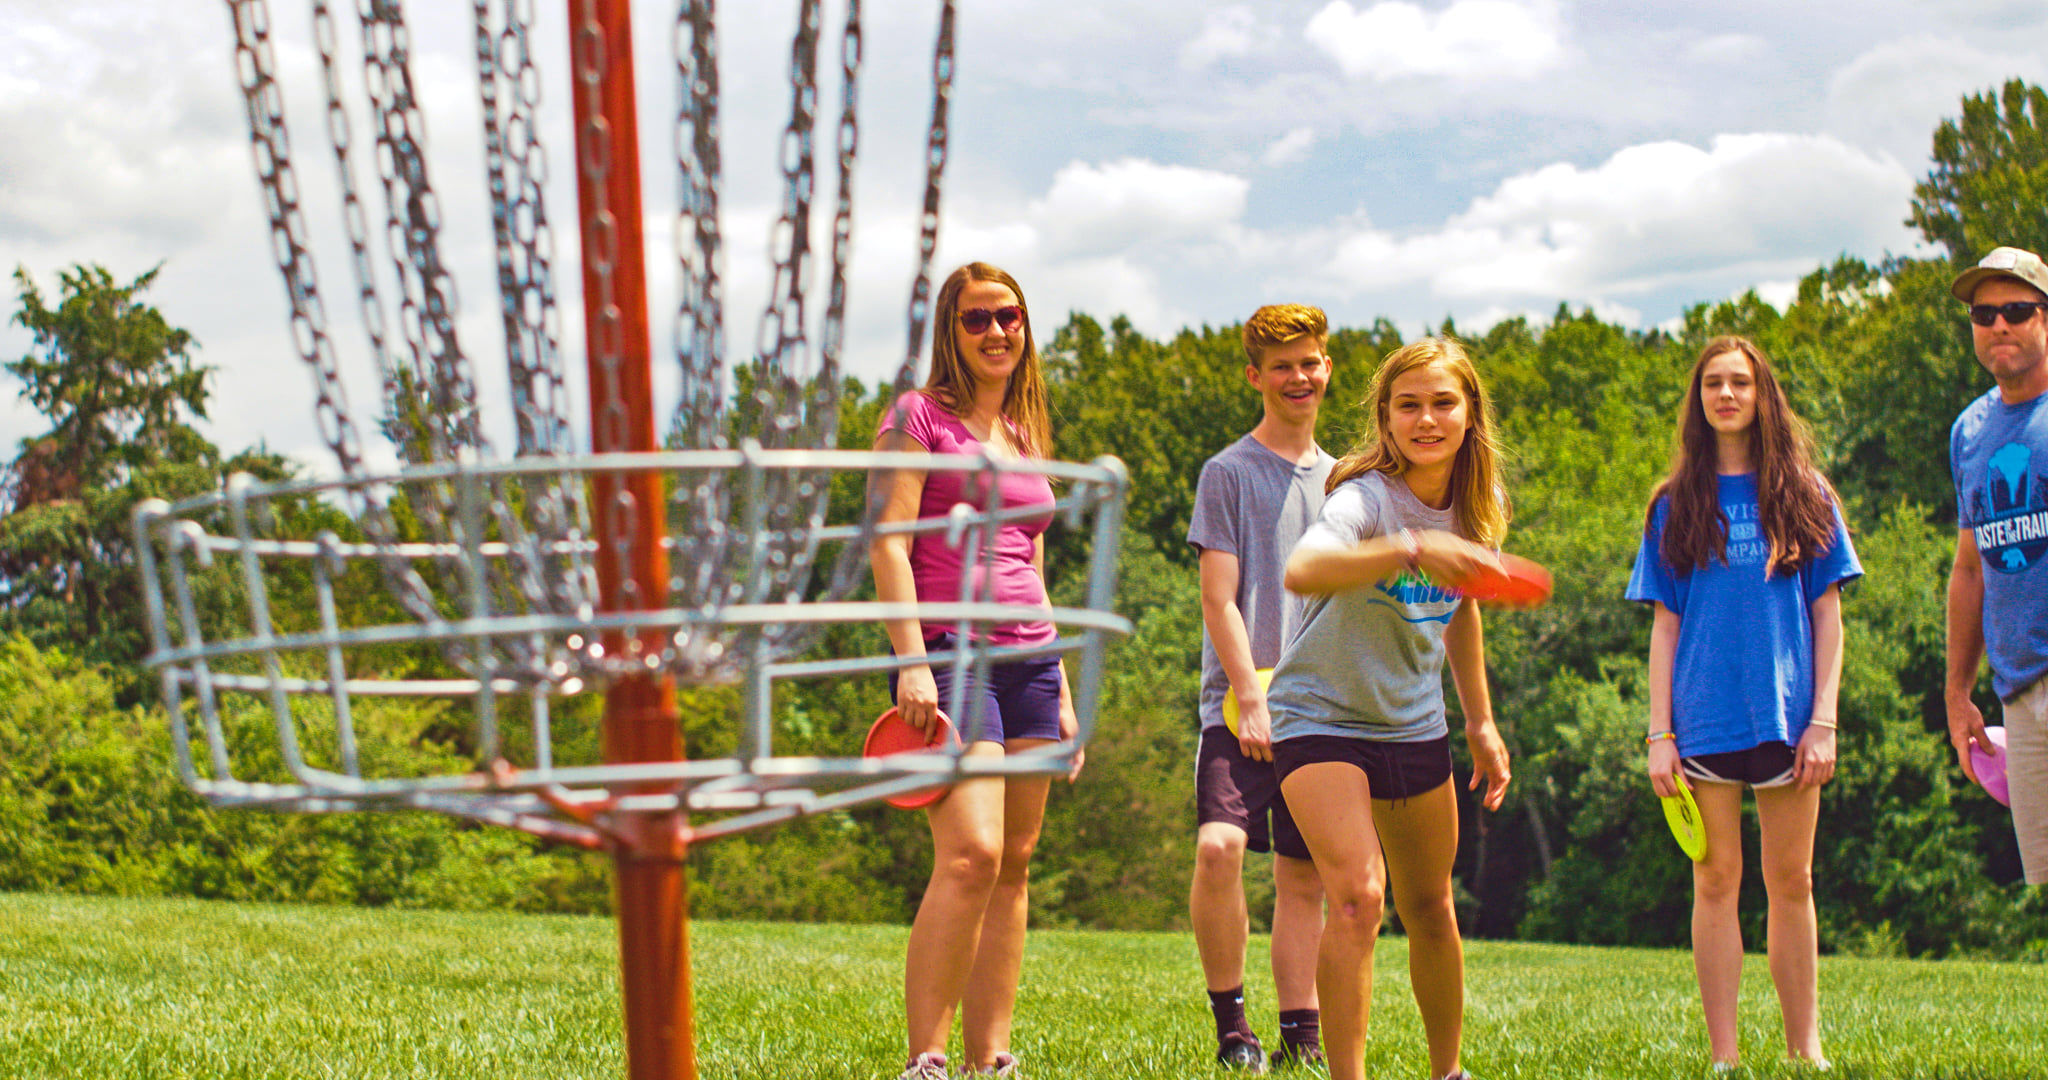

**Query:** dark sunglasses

left=1969, top=301, right=2048, bottom=327
left=959, top=306, right=1025, bottom=334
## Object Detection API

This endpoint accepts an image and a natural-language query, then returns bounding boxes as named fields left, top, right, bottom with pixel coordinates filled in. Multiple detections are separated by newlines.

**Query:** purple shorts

left=1194, top=727, right=1310, bottom=860
left=890, top=632, right=1063, bottom=746
left=1273, top=733, right=1453, bottom=803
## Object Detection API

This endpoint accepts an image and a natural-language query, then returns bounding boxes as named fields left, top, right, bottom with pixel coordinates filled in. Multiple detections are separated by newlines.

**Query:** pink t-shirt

left=879, top=390, right=1056, bottom=647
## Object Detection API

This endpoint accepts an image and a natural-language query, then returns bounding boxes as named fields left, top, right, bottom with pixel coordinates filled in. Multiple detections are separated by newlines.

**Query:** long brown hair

left=1648, top=335, right=1840, bottom=576
left=921, top=262, right=1051, bottom=459
left=1326, top=337, right=1509, bottom=547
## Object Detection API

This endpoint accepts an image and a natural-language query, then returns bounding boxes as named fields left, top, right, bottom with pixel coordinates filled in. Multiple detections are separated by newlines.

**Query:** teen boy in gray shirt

left=1186, top=304, right=1335, bottom=1070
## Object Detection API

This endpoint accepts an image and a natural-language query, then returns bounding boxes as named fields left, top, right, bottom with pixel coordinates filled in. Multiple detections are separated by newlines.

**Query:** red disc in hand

left=863, top=707, right=957, bottom=809
left=1460, top=553, right=1553, bottom=607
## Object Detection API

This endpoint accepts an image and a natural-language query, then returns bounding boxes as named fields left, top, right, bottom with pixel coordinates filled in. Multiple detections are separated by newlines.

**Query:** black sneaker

left=1217, top=1032, right=1269, bottom=1074
left=1271, top=1042, right=1324, bottom=1069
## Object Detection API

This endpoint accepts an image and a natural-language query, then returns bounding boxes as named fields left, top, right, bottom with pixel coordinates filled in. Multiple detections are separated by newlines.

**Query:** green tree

left=1, top=264, right=287, bottom=665
left=1909, top=79, right=2048, bottom=263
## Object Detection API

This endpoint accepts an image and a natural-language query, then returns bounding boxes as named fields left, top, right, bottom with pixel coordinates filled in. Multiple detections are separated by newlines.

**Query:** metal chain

left=225, top=0, right=370, bottom=487
left=475, top=0, right=593, bottom=635
left=671, top=0, right=724, bottom=456
left=357, top=0, right=482, bottom=464
left=477, top=0, right=571, bottom=461
left=765, top=0, right=870, bottom=645
left=225, top=0, right=448, bottom=631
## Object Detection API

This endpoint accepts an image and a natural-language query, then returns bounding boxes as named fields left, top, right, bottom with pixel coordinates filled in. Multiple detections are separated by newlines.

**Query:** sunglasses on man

left=959, top=306, right=1025, bottom=334
left=1969, top=301, right=2048, bottom=327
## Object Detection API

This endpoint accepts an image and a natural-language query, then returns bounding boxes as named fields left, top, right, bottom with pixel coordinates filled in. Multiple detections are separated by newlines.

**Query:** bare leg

left=904, top=742, right=1008, bottom=1061
left=1271, top=853, right=1324, bottom=1011
left=1192, top=821, right=1252, bottom=993
left=1755, top=782, right=1824, bottom=1064
left=1377, top=781, right=1465, bottom=1080
left=1689, top=780, right=1747, bottom=1068
left=1281, top=762, right=1384, bottom=1080
left=960, top=738, right=1056, bottom=1070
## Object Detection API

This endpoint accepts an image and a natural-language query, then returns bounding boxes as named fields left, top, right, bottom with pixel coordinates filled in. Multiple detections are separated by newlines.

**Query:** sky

left=4, top=0, right=2048, bottom=477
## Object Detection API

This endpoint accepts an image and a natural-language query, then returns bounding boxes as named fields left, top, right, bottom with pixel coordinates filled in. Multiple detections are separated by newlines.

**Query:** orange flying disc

left=863, top=707, right=957, bottom=810
left=1461, top=553, right=1554, bottom=607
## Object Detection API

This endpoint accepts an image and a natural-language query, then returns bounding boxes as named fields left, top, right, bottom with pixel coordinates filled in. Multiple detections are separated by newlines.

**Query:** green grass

left=3, top=892, right=2045, bottom=1079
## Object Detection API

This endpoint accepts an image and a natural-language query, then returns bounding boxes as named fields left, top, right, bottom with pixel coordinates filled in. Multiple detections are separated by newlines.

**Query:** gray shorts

left=2005, top=678, right=2048, bottom=885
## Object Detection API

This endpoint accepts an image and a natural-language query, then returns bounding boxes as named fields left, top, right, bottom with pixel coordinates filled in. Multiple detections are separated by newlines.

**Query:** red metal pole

left=569, top=1, right=694, bottom=1077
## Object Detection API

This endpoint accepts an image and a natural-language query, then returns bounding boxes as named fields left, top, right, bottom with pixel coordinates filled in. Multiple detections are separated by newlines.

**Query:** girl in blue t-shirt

left=1627, top=335, right=1861, bottom=1073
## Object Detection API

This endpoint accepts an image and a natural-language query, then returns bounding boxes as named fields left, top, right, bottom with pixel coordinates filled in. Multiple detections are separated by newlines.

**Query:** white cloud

left=1180, top=6, right=1265, bottom=71
left=1325, top=132, right=1918, bottom=305
left=1683, top=33, right=1768, bottom=65
left=1262, top=127, right=1317, bottom=167
left=1824, top=35, right=2048, bottom=170
left=1029, top=158, right=1250, bottom=259
left=1305, top=0, right=1564, bottom=82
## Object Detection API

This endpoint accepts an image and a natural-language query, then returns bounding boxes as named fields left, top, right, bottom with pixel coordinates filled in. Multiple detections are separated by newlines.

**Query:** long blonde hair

left=1326, top=337, right=1509, bottom=547
left=921, top=262, right=1051, bottom=458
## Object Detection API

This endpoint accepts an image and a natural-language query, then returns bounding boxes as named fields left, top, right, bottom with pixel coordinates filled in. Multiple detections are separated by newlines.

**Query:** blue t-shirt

left=1952, top=388, right=2048, bottom=700
left=1625, top=474, right=1863, bottom=757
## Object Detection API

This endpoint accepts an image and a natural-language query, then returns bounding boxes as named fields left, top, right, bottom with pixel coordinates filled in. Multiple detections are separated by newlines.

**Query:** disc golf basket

left=132, top=2, right=1129, bottom=1077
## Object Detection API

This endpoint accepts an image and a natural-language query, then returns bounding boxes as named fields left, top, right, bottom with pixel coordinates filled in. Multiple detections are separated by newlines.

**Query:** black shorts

left=1683, top=741, right=1796, bottom=789
left=1195, top=727, right=1310, bottom=860
left=1272, top=733, right=1453, bottom=803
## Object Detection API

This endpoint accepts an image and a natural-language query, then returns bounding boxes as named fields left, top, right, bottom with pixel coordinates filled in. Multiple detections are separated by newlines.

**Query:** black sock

left=1278, top=1008, right=1320, bottom=1053
left=1208, top=986, right=1255, bottom=1043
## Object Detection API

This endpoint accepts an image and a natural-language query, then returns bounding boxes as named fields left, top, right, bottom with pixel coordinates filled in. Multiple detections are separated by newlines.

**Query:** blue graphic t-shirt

left=1626, top=474, right=1863, bottom=757
left=1269, top=471, right=1467, bottom=744
left=1953, top=388, right=2048, bottom=699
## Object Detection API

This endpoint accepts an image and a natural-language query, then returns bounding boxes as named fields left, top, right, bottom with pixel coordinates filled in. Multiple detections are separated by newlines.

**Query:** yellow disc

left=1661, top=783, right=1708, bottom=862
left=1222, top=668, right=1276, bottom=736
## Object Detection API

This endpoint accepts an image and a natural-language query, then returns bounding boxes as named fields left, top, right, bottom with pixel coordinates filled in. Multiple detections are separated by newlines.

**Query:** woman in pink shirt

left=871, top=262, right=1077, bottom=1080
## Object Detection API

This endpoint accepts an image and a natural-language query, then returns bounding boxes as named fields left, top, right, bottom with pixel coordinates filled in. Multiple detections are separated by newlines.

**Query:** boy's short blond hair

left=1241, top=304, right=1329, bottom=367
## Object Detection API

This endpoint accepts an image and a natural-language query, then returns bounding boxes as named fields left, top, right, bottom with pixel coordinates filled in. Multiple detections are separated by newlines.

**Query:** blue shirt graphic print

left=1980, top=441, right=2048, bottom=573
left=1369, top=572, right=1460, bottom=625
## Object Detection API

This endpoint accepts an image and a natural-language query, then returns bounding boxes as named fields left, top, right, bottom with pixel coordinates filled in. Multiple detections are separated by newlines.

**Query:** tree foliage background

left=9, top=80, right=2048, bottom=959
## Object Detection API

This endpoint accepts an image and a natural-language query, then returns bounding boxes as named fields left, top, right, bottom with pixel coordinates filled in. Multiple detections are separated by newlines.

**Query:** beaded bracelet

left=1644, top=731, right=1677, bottom=746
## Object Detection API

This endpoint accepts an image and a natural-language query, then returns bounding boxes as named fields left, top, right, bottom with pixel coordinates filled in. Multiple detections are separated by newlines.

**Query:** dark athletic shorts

left=1272, top=733, right=1453, bottom=803
left=889, top=632, right=1063, bottom=746
left=1195, top=727, right=1310, bottom=859
left=1683, top=740, right=1796, bottom=789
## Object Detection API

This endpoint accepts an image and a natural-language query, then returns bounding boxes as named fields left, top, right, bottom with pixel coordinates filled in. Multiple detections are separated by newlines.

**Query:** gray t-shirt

left=1269, top=471, right=1464, bottom=744
left=1187, top=434, right=1335, bottom=732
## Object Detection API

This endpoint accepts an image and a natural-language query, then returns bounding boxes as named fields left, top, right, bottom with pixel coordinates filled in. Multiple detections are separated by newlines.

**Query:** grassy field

left=3, top=892, right=2045, bottom=1079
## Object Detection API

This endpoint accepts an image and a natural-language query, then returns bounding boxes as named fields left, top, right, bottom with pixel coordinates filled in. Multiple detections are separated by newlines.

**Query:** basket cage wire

left=138, top=0, right=1130, bottom=848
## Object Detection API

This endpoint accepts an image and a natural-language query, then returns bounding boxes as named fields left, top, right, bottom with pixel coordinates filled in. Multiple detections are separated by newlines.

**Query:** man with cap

left=1948, top=244, right=2048, bottom=884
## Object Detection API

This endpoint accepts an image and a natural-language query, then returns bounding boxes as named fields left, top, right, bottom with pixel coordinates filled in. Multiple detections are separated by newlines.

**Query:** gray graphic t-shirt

left=1268, top=471, right=1464, bottom=744
left=1187, top=434, right=1335, bottom=732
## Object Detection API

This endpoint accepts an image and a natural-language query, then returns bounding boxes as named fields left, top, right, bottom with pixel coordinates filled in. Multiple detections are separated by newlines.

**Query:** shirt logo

left=1369, top=572, right=1459, bottom=624
left=1976, top=442, right=2048, bottom=574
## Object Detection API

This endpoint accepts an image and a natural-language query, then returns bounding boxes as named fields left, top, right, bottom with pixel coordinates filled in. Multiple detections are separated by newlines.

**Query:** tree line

left=6, top=81, right=2048, bottom=959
